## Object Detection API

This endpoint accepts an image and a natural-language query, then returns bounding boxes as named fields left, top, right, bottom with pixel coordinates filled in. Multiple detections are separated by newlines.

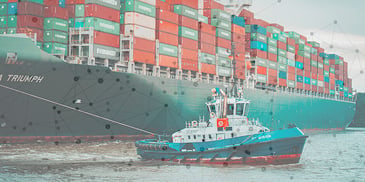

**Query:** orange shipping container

left=268, top=68, right=277, bottom=77
left=179, top=15, right=198, bottom=30
left=159, top=55, right=178, bottom=68
left=288, top=66, right=295, bottom=74
left=156, top=9, right=178, bottom=23
left=172, top=0, right=198, bottom=9
left=156, top=1, right=170, bottom=11
left=132, top=37, right=155, bottom=52
left=268, top=76, right=278, bottom=85
left=157, top=20, right=179, bottom=34
left=201, top=63, right=216, bottom=75
left=288, top=73, right=295, bottom=81
left=133, top=49, right=155, bottom=65
left=231, top=24, right=245, bottom=35
left=180, top=37, right=198, bottom=50
left=199, top=32, right=216, bottom=45
left=85, top=4, right=119, bottom=22
left=181, top=48, right=198, bottom=61
left=279, top=78, right=287, bottom=86
left=200, top=43, right=216, bottom=55
left=232, top=33, right=245, bottom=43
left=199, top=22, right=216, bottom=35
left=157, top=31, right=179, bottom=46
left=216, top=37, right=231, bottom=49
left=94, top=31, right=120, bottom=48
left=182, top=59, right=198, bottom=72
left=256, top=66, right=267, bottom=75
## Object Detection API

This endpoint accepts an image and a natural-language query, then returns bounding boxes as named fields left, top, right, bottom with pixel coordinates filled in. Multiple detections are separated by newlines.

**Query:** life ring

left=210, top=112, right=215, bottom=118
left=192, top=121, right=198, bottom=127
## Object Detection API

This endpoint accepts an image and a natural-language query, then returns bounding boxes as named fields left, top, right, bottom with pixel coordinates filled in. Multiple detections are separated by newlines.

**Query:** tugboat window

left=209, top=134, right=212, bottom=139
left=193, top=135, right=196, bottom=139
left=227, top=104, right=234, bottom=115
left=244, top=104, right=249, bottom=116
left=209, top=105, right=216, bottom=113
left=236, top=103, right=244, bottom=115
left=231, top=133, right=234, bottom=138
left=188, top=136, right=191, bottom=139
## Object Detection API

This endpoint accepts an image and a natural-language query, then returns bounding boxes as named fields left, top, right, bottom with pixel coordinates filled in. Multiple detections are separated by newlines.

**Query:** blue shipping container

left=295, top=61, right=304, bottom=69
left=328, top=54, right=340, bottom=59
left=231, top=15, right=245, bottom=27
left=279, top=71, right=287, bottom=79
left=75, top=18, right=84, bottom=28
left=319, top=52, right=328, bottom=58
left=250, top=41, right=267, bottom=51
left=7, top=3, right=17, bottom=15
left=335, top=80, right=344, bottom=86
left=304, top=77, right=311, bottom=84
left=59, top=0, right=66, bottom=8
left=251, top=24, right=267, bottom=35
left=324, top=76, right=330, bottom=83
left=297, top=75, right=303, bottom=83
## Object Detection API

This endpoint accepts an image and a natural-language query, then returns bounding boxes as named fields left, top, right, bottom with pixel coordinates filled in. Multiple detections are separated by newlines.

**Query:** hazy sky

left=219, top=0, right=365, bottom=91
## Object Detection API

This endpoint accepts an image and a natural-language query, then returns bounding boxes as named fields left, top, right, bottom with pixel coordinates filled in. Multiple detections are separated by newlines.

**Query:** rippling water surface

left=0, top=130, right=364, bottom=182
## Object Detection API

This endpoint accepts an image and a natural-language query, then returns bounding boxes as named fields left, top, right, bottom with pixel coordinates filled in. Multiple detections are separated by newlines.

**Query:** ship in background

left=0, top=0, right=356, bottom=143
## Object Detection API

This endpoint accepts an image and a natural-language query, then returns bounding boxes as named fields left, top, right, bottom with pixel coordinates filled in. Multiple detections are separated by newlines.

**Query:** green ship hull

left=0, top=35, right=356, bottom=143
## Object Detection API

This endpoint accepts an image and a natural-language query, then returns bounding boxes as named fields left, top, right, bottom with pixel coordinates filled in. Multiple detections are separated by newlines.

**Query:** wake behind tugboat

left=136, top=88, right=308, bottom=165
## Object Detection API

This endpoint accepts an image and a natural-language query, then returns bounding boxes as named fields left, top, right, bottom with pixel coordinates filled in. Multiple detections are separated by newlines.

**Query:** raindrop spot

left=105, top=124, right=111, bottom=130
left=54, top=141, right=59, bottom=145
left=132, top=88, right=136, bottom=92
left=75, top=139, right=81, bottom=144
left=244, top=150, right=251, bottom=155
left=186, top=164, right=191, bottom=169
left=98, top=78, right=104, bottom=84
left=164, top=104, right=168, bottom=108
left=261, top=167, right=266, bottom=172
left=116, top=78, right=120, bottom=82
left=222, top=162, right=228, bottom=167
left=73, top=76, right=80, bottom=81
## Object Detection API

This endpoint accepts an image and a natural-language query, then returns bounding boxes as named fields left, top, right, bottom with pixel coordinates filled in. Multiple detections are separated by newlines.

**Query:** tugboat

left=135, top=87, right=308, bottom=165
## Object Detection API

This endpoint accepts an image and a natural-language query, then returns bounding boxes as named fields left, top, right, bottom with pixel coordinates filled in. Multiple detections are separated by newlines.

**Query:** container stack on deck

left=0, top=0, right=353, bottom=99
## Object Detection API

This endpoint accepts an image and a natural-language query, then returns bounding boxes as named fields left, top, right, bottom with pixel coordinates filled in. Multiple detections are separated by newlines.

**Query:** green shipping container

left=257, top=74, right=267, bottom=83
left=217, top=66, right=231, bottom=77
left=324, top=59, right=330, bottom=65
left=245, top=25, right=251, bottom=33
left=0, top=28, right=5, bottom=34
left=266, top=26, right=281, bottom=34
left=287, top=31, right=300, bottom=39
left=308, top=41, right=320, bottom=48
left=159, top=43, right=178, bottom=57
left=216, top=28, right=231, bottom=40
left=278, top=64, right=287, bottom=71
left=296, top=75, right=303, bottom=83
left=273, top=33, right=286, bottom=42
left=0, top=16, right=6, bottom=28
left=198, top=14, right=208, bottom=24
left=210, top=9, right=231, bottom=21
left=287, top=59, right=295, bottom=67
left=178, top=26, right=198, bottom=41
left=251, top=32, right=267, bottom=43
left=335, top=59, right=343, bottom=65
left=43, top=42, right=68, bottom=55
left=216, top=47, right=230, bottom=57
left=298, top=44, right=311, bottom=53
left=68, top=18, right=74, bottom=27
left=267, top=37, right=277, bottom=47
left=85, top=0, right=120, bottom=10
left=120, top=14, right=124, bottom=24
left=312, top=79, right=317, bottom=86
left=287, top=45, right=295, bottom=53
left=255, top=57, right=267, bottom=67
left=278, top=56, right=286, bottom=64
left=304, top=77, right=311, bottom=84
left=277, top=49, right=287, bottom=58
left=324, top=71, right=329, bottom=77
left=268, top=61, right=277, bottom=69
left=7, top=15, right=16, bottom=28
left=330, top=90, right=335, bottom=95
left=44, top=30, right=68, bottom=44
left=344, top=87, right=349, bottom=92
left=7, top=28, right=16, bottom=34
left=85, top=17, right=119, bottom=35
left=218, top=56, right=231, bottom=67
left=318, top=63, right=323, bottom=69
left=288, top=80, right=295, bottom=88
left=44, top=18, right=68, bottom=32
left=339, top=85, right=344, bottom=91
left=268, top=46, right=277, bottom=55
left=330, top=67, right=335, bottom=74
left=311, top=47, right=318, bottom=55
left=22, top=0, right=44, bottom=4
left=173, top=5, right=197, bottom=20
left=75, top=4, right=84, bottom=17
left=211, top=19, right=231, bottom=31
left=311, top=60, right=317, bottom=67
left=200, top=52, right=215, bottom=64
left=36, top=42, right=42, bottom=49
left=0, top=3, right=6, bottom=15
left=298, top=51, right=310, bottom=58
left=124, top=0, right=156, bottom=18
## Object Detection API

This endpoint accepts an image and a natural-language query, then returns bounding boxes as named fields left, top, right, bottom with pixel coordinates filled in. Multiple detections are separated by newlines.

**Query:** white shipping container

left=318, top=81, right=324, bottom=87
left=124, top=24, right=156, bottom=41
left=124, top=12, right=156, bottom=29
left=139, top=0, right=156, bottom=6
left=287, top=52, right=295, bottom=60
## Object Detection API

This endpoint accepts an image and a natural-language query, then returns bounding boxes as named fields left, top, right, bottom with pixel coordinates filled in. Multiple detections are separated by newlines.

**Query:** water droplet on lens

left=261, top=167, right=266, bottom=172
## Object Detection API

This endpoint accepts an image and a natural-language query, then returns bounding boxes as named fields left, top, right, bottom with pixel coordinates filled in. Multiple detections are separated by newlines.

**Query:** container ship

left=0, top=0, right=356, bottom=143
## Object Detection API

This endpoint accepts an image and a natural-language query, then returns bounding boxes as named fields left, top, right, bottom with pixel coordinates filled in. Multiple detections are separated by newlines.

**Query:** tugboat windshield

left=236, top=103, right=244, bottom=116
left=209, top=105, right=216, bottom=113
left=227, top=104, right=234, bottom=115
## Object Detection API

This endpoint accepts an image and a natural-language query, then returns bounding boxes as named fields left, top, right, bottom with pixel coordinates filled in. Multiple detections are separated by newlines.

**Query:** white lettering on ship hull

left=3, top=74, right=44, bottom=83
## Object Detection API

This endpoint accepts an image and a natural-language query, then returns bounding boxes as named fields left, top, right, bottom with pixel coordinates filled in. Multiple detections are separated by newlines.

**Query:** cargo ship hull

left=0, top=54, right=355, bottom=143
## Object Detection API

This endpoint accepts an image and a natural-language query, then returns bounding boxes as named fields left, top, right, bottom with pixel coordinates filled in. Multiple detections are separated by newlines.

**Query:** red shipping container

left=44, top=6, right=68, bottom=20
left=310, top=54, right=318, bottom=61
left=8, top=0, right=17, bottom=2
left=304, top=58, right=310, bottom=64
left=311, top=66, right=317, bottom=73
left=296, top=55, right=304, bottom=62
left=181, top=48, right=198, bottom=61
left=304, top=65, right=310, bottom=72
left=133, top=49, right=155, bottom=65
left=279, top=78, right=287, bottom=86
left=180, top=37, right=198, bottom=50
left=300, top=35, right=307, bottom=42
left=16, top=28, right=43, bottom=42
left=179, top=16, right=198, bottom=30
left=324, top=65, right=329, bottom=71
left=94, top=31, right=120, bottom=48
left=18, top=2, right=44, bottom=17
left=232, top=33, right=244, bottom=43
left=318, top=74, right=324, bottom=81
left=85, top=4, right=119, bottom=22
left=269, top=23, right=284, bottom=32
left=201, top=63, right=216, bottom=75
left=245, top=33, right=251, bottom=41
left=67, top=5, right=75, bottom=18
left=157, top=20, right=178, bottom=34
left=277, top=41, right=286, bottom=50
left=235, top=62, right=246, bottom=79
left=325, top=88, right=329, bottom=94
left=157, top=9, right=178, bottom=23
left=330, top=84, right=335, bottom=90
left=156, top=1, right=170, bottom=11
left=312, top=86, right=317, bottom=92
left=267, top=53, right=277, bottom=62
left=216, top=37, right=231, bottom=49
left=296, top=68, right=303, bottom=75
left=304, top=84, right=310, bottom=91
left=251, top=19, right=269, bottom=28
left=268, top=68, right=277, bottom=77
left=199, top=22, right=216, bottom=35
left=250, top=49, right=267, bottom=59
left=288, top=66, right=295, bottom=74
left=17, top=15, right=44, bottom=29
left=231, top=24, right=245, bottom=35
left=288, top=73, right=295, bottom=81
left=181, top=59, right=198, bottom=72
left=330, top=78, right=335, bottom=84
left=172, top=0, right=198, bottom=9
left=66, top=0, right=85, bottom=4
left=287, top=38, right=295, bottom=46
left=329, top=73, right=335, bottom=79
left=318, top=57, right=323, bottom=63
left=318, top=87, right=324, bottom=93
left=200, top=43, right=216, bottom=55
left=311, top=73, right=317, bottom=79
left=234, top=53, right=245, bottom=61
left=203, top=0, right=225, bottom=10
left=159, top=55, right=178, bottom=68
left=132, top=37, right=155, bottom=52
left=256, top=66, right=267, bottom=75
left=304, top=71, right=310, bottom=78
left=239, top=9, right=254, bottom=20
left=234, top=43, right=245, bottom=54
left=199, top=32, right=216, bottom=45
left=157, top=31, right=179, bottom=46
left=296, top=82, right=303, bottom=89
left=268, top=76, right=278, bottom=85
left=44, top=0, right=59, bottom=6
